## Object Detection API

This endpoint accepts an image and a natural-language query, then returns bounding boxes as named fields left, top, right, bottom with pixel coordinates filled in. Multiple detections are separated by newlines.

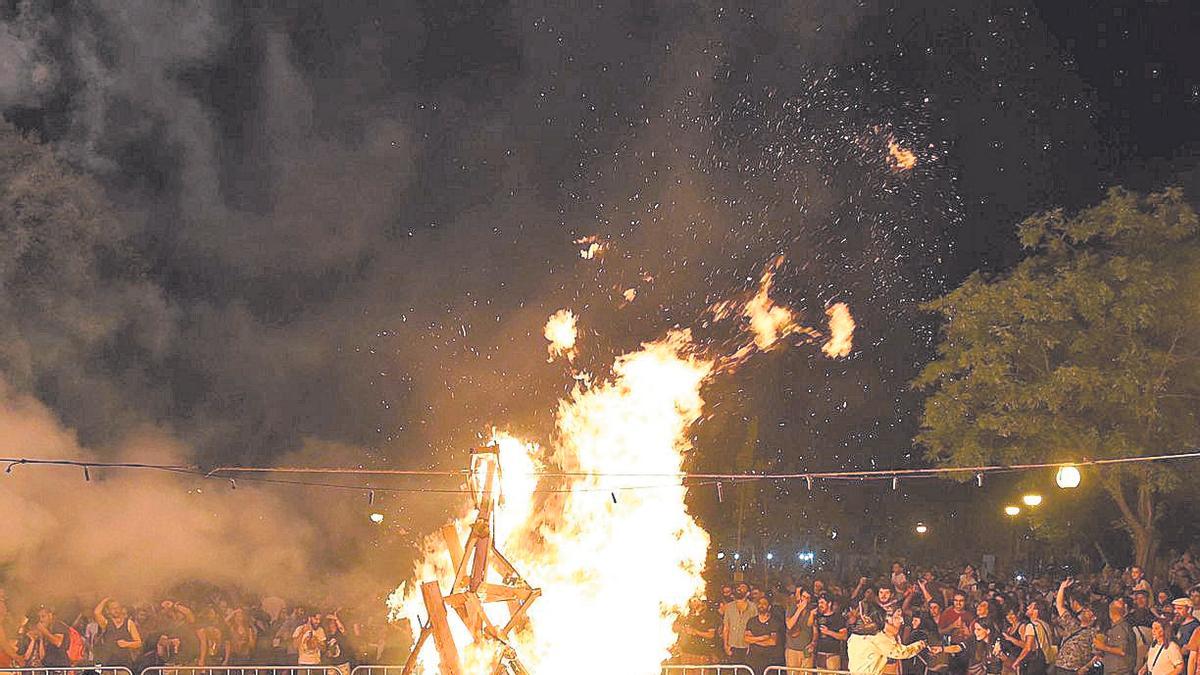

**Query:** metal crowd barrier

left=763, top=662, right=859, bottom=667
left=141, top=666, right=345, bottom=675
left=0, top=669, right=134, bottom=675
left=350, top=666, right=409, bottom=675
left=661, top=666, right=755, bottom=675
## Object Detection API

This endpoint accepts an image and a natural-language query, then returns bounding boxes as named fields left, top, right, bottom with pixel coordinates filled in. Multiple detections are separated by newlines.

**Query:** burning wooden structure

left=403, top=447, right=541, bottom=675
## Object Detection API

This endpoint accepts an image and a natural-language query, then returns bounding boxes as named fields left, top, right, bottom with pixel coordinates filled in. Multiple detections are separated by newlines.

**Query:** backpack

left=66, top=625, right=86, bottom=664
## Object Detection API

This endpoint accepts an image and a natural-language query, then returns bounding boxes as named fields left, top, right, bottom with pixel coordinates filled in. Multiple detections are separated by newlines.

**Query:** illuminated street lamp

left=369, top=512, right=385, bottom=524
left=1004, top=505, right=1021, bottom=517
left=1056, top=465, right=1082, bottom=489
left=1022, top=493, right=1043, bottom=507
left=915, top=523, right=929, bottom=534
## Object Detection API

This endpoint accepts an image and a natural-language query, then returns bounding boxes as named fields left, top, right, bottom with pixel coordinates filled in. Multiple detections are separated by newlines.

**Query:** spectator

left=961, top=566, right=981, bottom=594
left=1174, top=599, right=1199, bottom=648
left=745, top=596, right=784, bottom=675
left=1131, top=568, right=1153, bottom=596
left=1097, top=598, right=1136, bottom=675
left=893, top=563, right=910, bottom=590
left=783, top=586, right=814, bottom=670
left=1051, top=594, right=1100, bottom=675
left=813, top=594, right=849, bottom=670
left=33, top=607, right=70, bottom=667
left=293, top=611, right=326, bottom=666
left=722, top=585, right=754, bottom=664
left=848, top=607, right=928, bottom=675
left=1011, top=601, right=1051, bottom=675
left=1142, top=619, right=1185, bottom=675
left=676, top=597, right=717, bottom=664
left=227, top=608, right=257, bottom=664
left=93, top=597, right=143, bottom=668
left=323, top=614, right=353, bottom=675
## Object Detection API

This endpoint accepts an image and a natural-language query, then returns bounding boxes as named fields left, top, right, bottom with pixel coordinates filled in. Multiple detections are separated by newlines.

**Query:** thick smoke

left=0, top=0, right=1097, bottom=603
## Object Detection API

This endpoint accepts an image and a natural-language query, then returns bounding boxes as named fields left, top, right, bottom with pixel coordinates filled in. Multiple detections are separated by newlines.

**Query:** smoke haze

left=0, top=0, right=1102, bottom=603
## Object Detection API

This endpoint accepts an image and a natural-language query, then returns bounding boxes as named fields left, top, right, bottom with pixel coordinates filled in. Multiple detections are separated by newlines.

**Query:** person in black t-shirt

left=814, top=595, right=849, bottom=670
left=745, top=597, right=784, bottom=675
left=33, top=607, right=71, bottom=667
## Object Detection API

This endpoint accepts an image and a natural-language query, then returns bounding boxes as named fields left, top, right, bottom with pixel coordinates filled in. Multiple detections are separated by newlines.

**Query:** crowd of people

left=673, top=554, right=1200, bottom=675
left=0, top=589, right=413, bottom=673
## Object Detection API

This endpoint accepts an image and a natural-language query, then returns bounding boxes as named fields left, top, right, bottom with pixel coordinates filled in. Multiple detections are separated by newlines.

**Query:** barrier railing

left=0, top=662, right=135, bottom=667
left=0, top=669, right=134, bottom=675
left=350, top=666, right=409, bottom=675
left=763, top=662, right=859, bottom=667
left=661, top=666, right=755, bottom=675
left=141, top=666, right=345, bottom=675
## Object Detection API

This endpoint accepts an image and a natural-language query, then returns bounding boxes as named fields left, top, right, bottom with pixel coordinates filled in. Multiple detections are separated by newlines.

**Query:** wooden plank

left=441, top=524, right=465, bottom=571
left=420, top=581, right=463, bottom=675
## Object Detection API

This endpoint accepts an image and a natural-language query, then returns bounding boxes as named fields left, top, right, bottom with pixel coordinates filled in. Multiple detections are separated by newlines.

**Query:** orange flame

left=575, top=235, right=605, bottom=259
left=887, top=138, right=917, bottom=172
left=389, top=333, right=712, bottom=674
left=822, top=303, right=855, bottom=357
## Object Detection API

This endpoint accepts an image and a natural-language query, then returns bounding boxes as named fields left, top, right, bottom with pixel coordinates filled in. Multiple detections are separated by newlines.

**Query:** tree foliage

left=914, top=188, right=1200, bottom=567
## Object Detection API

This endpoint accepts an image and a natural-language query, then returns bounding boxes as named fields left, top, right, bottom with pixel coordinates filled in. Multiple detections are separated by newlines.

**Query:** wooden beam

left=420, top=581, right=463, bottom=675
left=441, top=524, right=465, bottom=572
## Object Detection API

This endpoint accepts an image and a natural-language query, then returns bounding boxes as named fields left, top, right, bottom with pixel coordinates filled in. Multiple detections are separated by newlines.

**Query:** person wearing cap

left=1173, top=599, right=1198, bottom=649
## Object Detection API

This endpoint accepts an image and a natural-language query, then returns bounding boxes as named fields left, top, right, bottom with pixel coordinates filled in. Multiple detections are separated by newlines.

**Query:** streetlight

left=1004, top=505, right=1021, bottom=517
left=1056, top=465, right=1081, bottom=489
left=1022, top=493, right=1043, bottom=507
left=915, top=523, right=929, bottom=534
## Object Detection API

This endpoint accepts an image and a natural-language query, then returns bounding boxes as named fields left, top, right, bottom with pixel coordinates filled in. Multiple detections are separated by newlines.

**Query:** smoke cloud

left=0, top=0, right=1098, bottom=604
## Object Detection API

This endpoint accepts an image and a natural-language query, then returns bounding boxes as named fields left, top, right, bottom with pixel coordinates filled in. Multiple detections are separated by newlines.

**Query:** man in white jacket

left=848, top=608, right=931, bottom=675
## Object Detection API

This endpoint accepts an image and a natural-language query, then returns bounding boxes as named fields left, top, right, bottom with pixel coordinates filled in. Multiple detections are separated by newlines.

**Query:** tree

left=914, top=188, right=1200, bottom=570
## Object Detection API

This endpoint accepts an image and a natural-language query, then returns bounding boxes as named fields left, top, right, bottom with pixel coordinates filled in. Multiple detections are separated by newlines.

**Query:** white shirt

left=848, top=631, right=925, bottom=675
left=1145, top=642, right=1183, bottom=675
left=292, top=624, right=326, bottom=665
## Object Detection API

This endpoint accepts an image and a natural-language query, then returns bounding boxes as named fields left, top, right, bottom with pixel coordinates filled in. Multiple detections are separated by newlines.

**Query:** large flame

left=390, top=256, right=851, bottom=674
left=389, top=332, right=712, bottom=674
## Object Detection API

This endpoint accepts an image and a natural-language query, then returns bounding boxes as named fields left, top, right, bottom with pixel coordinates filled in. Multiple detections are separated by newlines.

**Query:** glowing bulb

left=1022, top=493, right=1043, bottom=507
left=766, top=552, right=775, bottom=561
left=915, top=523, right=928, bottom=534
left=716, top=551, right=726, bottom=560
left=1056, top=465, right=1081, bottom=489
left=369, top=512, right=385, bottom=524
left=1004, top=505, right=1021, bottom=517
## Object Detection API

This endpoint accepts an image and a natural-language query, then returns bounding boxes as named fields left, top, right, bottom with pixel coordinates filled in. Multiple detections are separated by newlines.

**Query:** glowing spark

left=821, top=303, right=855, bottom=358
left=887, top=138, right=917, bottom=172
left=575, top=235, right=605, bottom=259
left=544, top=309, right=578, bottom=362
left=622, top=288, right=637, bottom=303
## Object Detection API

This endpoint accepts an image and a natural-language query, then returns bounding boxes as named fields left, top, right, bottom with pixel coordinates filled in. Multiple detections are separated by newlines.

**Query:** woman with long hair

left=1139, top=619, right=1184, bottom=675
left=1010, top=602, right=1050, bottom=675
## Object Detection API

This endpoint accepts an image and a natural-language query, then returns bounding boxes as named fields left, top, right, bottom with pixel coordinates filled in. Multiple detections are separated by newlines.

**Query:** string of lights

left=2, top=450, right=1199, bottom=495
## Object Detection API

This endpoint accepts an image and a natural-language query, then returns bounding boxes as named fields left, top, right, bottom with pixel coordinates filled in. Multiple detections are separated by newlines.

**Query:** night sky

left=0, top=1, right=1197, bottom=552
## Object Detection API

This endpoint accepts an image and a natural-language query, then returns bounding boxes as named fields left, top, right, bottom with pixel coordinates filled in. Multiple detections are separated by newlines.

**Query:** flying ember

left=887, top=137, right=918, bottom=172
left=542, top=309, right=578, bottom=362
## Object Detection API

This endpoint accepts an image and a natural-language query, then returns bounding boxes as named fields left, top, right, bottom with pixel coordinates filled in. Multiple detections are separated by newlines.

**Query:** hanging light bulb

left=1056, top=464, right=1081, bottom=489
left=1022, top=493, right=1043, bottom=507
left=915, top=523, right=929, bottom=534
left=1004, top=505, right=1021, bottom=517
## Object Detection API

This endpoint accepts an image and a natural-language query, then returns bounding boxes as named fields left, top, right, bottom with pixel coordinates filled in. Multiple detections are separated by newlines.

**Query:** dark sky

left=0, top=0, right=1196, bottom=518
